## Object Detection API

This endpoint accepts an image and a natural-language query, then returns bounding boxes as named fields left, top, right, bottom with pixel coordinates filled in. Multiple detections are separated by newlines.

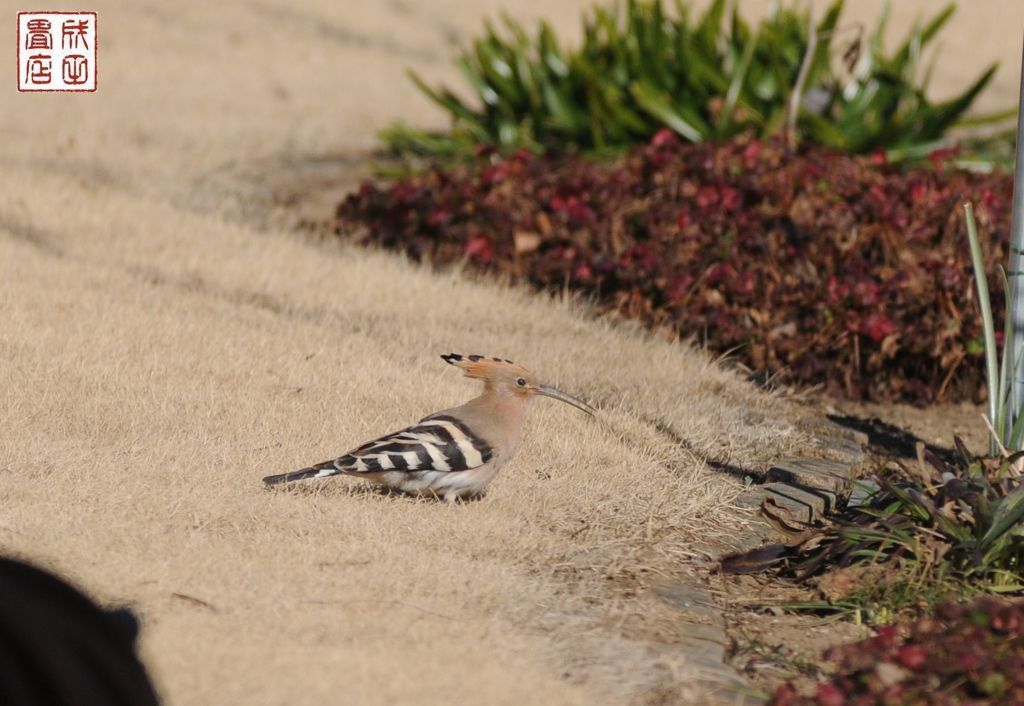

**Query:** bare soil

left=829, top=400, right=990, bottom=458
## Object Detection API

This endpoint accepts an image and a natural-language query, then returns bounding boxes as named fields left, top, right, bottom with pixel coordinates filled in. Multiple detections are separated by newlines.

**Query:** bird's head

left=441, top=353, right=594, bottom=415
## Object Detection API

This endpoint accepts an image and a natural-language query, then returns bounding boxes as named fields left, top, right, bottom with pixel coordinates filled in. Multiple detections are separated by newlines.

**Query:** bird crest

left=440, top=353, right=531, bottom=381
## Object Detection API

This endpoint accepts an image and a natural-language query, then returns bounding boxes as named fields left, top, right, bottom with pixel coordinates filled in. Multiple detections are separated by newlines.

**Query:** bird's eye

left=516, top=377, right=527, bottom=387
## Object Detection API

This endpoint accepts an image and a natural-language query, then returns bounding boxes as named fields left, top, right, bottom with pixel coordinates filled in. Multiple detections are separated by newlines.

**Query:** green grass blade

left=980, top=485, right=1024, bottom=549
left=721, top=24, right=758, bottom=130
left=696, top=0, right=727, bottom=51
left=998, top=265, right=1015, bottom=443
left=630, top=80, right=704, bottom=141
left=920, top=65, right=999, bottom=137
left=895, top=4, right=955, bottom=59
left=538, top=21, right=569, bottom=78
left=540, top=74, right=585, bottom=132
left=965, top=202, right=1001, bottom=455
left=456, top=57, right=499, bottom=108
left=956, top=107, right=1019, bottom=128
left=1011, top=403, right=1024, bottom=449
left=869, top=0, right=891, bottom=63
left=408, top=69, right=481, bottom=124
left=809, top=0, right=843, bottom=82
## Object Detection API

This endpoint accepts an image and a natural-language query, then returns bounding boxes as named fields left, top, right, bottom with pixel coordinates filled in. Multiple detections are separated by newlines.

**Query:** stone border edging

left=650, top=419, right=868, bottom=704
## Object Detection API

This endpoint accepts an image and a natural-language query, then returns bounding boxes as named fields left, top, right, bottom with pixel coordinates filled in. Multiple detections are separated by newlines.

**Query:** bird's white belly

left=378, top=460, right=505, bottom=500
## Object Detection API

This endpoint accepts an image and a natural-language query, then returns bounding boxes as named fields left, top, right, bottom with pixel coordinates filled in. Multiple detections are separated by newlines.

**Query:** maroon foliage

left=334, top=134, right=1013, bottom=403
left=769, top=599, right=1024, bottom=706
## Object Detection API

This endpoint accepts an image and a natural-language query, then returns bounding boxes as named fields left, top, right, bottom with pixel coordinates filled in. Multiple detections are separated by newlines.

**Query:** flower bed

left=334, top=133, right=1013, bottom=403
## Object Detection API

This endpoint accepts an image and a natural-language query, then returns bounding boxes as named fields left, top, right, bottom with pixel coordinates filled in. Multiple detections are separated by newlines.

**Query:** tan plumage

left=262, top=354, right=594, bottom=501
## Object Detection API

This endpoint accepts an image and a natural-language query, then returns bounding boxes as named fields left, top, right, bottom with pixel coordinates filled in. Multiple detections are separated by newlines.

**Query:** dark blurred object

left=0, top=557, right=160, bottom=706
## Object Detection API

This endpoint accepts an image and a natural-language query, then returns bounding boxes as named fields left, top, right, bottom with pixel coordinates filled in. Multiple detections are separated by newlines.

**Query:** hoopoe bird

left=262, top=354, right=594, bottom=501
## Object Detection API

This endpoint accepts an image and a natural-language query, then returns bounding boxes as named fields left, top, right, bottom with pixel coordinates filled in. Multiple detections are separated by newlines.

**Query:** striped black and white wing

left=262, top=415, right=493, bottom=485
left=341, top=415, right=493, bottom=473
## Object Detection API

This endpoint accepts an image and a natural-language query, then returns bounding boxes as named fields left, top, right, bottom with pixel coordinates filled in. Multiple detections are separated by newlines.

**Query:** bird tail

left=262, top=460, right=340, bottom=486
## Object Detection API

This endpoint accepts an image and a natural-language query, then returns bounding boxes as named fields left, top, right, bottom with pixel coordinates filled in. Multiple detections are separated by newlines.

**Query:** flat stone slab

left=798, top=418, right=870, bottom=446
left=785, top=416, right=868, bottom=470
left=665, top=422, right=868, bottom=701
left=818, top=434, right=867, bottom=463
left=635, top=425, right=867, bottom=702
left=678, top=621, right=731, bottom=645
left=766, top=457, right=859, bottom=492
left=734, top=482, right=837, bottom=525
left=848, top=478, right=881, bottom=508
left=653, top=580, right=725, bottom=627
left=651, top=579, right=767, bottom=702
left=763, top=482, right=837, bottom=523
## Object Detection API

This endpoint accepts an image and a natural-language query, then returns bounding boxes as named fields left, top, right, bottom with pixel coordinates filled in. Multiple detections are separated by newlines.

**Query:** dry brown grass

left=3, top=1, right=1018, bottom=703
left=0, top=168, right=811, bottom=704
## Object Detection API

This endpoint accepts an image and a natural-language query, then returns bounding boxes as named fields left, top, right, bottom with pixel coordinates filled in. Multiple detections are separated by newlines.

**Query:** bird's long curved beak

left=535, top=385, right=595, bottom=416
